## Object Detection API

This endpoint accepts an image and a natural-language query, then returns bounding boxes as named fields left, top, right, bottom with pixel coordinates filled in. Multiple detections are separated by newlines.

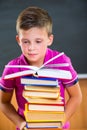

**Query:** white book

left=4, top=68, right=72, bottom=79
left=4, top=52, right=72, bottom=80
left=27, top=103, right=64, bottom=112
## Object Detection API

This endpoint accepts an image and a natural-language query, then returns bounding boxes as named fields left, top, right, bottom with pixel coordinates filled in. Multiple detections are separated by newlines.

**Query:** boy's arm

left=65, top=82, right=82, bottom=122
left=0, top=90, right=26, bottom=130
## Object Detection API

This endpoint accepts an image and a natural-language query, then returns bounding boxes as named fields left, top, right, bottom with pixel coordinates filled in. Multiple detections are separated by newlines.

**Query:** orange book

left=23, top=90, right=59, bottom=99
left=24, top=85, right=60, bottom=93
left=23, top=96, right=64, bottom=104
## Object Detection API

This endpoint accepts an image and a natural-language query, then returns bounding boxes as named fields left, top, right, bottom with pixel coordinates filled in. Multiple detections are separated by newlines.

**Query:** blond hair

left=16, top=6, right=52, bottom=36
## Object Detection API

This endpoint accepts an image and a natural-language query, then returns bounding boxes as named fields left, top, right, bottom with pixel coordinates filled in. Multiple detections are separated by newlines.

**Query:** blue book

left=21, top=76, right=58, bottom=86
left=26, top=121, right=62, bottom=129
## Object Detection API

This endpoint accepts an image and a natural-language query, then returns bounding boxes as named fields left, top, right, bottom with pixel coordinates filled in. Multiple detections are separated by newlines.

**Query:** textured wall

left=0, top=0, right=87, bottom=74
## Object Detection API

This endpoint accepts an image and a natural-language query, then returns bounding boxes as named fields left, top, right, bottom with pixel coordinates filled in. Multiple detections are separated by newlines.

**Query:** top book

left=4, top=52, right=72, bottom=80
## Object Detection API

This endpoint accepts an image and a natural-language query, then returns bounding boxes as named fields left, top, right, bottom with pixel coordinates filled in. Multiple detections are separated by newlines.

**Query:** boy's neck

left=28, top=60, right=44, bottom=68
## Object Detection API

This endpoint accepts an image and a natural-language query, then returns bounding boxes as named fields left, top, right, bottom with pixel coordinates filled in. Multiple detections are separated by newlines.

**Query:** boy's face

left=16, top=27, right=53, bottom=67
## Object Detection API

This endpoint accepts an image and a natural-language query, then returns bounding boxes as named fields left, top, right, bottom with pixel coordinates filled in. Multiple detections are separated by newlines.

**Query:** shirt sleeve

left=0, top=63, right=16, bottom=92
left=59, top=53, right=78, bottom=87
left=51, top=50, right=78, bottom=87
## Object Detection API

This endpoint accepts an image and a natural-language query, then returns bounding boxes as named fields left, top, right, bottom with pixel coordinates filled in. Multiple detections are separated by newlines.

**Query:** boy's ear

left=47, top=34, right=54, bottom=46
left=16, top=35, right=20, bottom=46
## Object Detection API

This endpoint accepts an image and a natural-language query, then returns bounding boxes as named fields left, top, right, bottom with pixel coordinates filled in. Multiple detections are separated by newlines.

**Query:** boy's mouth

left=28, top=53, right=38, bottom=57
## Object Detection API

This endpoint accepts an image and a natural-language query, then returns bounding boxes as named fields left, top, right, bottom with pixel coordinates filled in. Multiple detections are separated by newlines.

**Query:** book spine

left=26, top=102, right=64, bottom=106
left=22, top=76, right=57, bottom=81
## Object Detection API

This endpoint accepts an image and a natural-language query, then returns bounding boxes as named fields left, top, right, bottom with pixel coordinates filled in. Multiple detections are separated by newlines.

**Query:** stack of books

left=4, top=53, right=72, bottom=129
left=21, top=76, right=65, bottom=129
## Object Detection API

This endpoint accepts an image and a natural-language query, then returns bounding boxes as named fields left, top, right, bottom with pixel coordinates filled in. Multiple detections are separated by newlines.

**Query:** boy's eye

left=22, top=40, right=29, bottom=44
left=36, top=40, right=42, bottom=43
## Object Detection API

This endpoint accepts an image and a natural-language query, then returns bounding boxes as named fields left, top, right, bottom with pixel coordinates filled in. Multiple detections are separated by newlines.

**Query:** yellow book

left=24, top=110, right=65, bottom=122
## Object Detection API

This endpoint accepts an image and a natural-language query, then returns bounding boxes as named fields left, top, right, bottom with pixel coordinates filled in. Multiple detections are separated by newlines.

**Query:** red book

left=26, top=102, right=64, bottom=112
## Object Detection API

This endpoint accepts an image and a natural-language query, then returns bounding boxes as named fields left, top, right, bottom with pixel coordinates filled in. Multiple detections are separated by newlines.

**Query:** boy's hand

left=19, top=121, right=26, bottom=130
left=23, top=127, right=27, bottom=130
left=62, top=121, right=70, bottom=130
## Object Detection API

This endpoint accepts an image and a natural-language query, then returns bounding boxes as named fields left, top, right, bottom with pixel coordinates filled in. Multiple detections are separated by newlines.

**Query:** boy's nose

left=28, top=43, right=35, bottom=51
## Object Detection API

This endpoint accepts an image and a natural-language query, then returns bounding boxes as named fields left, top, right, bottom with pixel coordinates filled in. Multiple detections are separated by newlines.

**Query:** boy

left=0, top=6, right=82, bottom=130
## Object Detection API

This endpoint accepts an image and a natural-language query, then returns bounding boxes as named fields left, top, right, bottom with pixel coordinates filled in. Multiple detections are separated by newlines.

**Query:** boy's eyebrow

left=22, top=39, right=28, bottom=40
left=35, top=38, right=43, bottom=40
left=21, top=38, right=29, bottom=41
left=22, top=38, right=43, bottom=41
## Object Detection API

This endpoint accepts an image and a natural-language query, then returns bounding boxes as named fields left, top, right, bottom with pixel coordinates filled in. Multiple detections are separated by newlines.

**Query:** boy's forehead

left=18, top=27, right=48, bottom=37
left=19, top=27, right=47, bottom=32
